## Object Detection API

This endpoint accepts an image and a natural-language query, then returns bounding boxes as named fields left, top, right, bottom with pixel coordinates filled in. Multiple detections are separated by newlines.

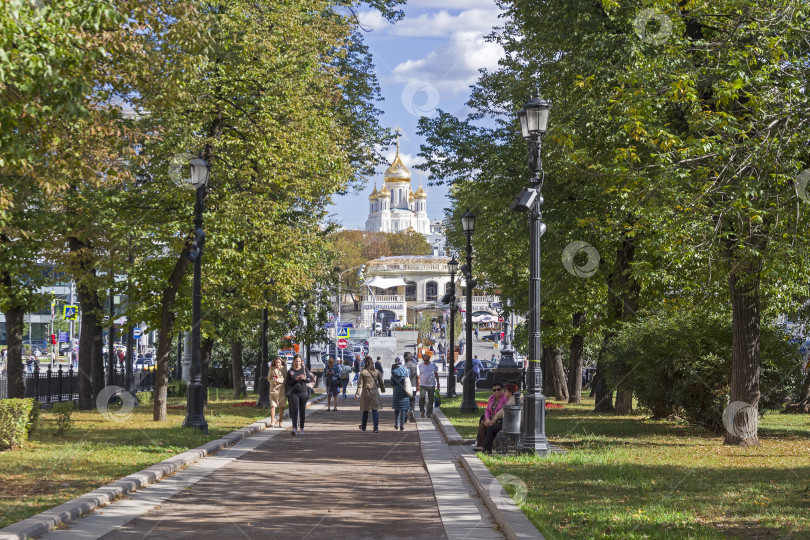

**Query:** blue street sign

left=336, top=327, right=350, bottom=338
left=58, top=332, right=69, bottom=343
left=133, top=327, right=143, bottom=338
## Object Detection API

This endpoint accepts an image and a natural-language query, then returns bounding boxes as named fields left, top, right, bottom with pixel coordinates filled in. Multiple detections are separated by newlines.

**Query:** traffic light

left=358, top=264, right=365, bottom=278
left=50, top=334, right=57, bottom=345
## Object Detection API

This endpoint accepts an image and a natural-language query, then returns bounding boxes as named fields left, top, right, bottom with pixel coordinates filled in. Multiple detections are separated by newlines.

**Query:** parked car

left=480, top=332, right=503, bottom=342
left=321, top=348, right=355, bottom=364
left=454, top=359, right=498, bottom=379
left=134, top=357, right=156, bottom=371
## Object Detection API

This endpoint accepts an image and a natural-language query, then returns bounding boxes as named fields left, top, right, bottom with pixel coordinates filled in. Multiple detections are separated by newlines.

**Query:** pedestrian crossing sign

left=63, top=305, right=78, bottom=320
left=337, top=327, right=350, bottom=338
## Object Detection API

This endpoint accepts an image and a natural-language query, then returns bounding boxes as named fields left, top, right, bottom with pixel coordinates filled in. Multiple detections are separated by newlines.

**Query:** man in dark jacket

left=403, top=351, right=419, bottom=423
left=352, top=354, right=361, bottom=386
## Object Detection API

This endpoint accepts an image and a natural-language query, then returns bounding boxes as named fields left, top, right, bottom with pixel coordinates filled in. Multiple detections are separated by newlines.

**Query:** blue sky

left=326, top=0, right=506, bottom=229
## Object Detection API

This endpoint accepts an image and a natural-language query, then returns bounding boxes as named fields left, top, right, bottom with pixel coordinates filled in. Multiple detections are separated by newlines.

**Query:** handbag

left=403, top=375, right=414, bottom=398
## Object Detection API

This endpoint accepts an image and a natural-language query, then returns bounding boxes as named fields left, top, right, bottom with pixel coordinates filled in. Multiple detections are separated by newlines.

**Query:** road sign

left=337, top=338, right=349, bottom=350
left=58, top=332, right=69, bottom=343
left=133, top=327, right=143, bottom=338
left=336, top=327, right=350, bottom=338
left=63, top=305, right=78, bottom=320
left=498, top=316, right=504, bottom=322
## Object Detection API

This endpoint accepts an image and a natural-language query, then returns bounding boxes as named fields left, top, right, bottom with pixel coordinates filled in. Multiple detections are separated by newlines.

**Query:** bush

left=166, top=380, right=187, bottom=397
left=0, top=398, right=35, bottom=450
left=27, top=400, right=41, bottom=437
left=605, top=308, right=800, bottom=431
left=52, top=402, right=74, bottom=436
left=136, top=391, right=153, bottom=405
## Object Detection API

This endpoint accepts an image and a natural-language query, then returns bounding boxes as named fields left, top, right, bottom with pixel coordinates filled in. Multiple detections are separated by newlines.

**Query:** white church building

left=365, top=142, right=431, bottom=235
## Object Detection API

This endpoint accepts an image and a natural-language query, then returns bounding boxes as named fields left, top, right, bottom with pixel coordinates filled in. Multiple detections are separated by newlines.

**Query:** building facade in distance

left=360, top=255, right=500, bottom=330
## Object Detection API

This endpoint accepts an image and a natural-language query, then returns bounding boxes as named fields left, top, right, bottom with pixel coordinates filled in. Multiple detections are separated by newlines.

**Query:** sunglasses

left=492, top=387, right=503, bottom=392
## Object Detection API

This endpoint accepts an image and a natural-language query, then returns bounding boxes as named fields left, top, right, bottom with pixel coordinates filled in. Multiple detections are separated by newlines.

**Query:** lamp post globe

left=461, top=209, right=476, bottom=234
left=448, top=255, right=459, bottom=275
left=182, top=156, right=210, bottom=433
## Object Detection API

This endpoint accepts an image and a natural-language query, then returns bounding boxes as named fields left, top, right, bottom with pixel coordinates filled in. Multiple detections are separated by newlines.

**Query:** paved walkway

left=39, top=397, right=504, bottom=540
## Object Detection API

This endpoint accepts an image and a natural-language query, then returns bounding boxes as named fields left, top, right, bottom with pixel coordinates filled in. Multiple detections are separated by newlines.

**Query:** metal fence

left=0, top=366, right=157, bottom=404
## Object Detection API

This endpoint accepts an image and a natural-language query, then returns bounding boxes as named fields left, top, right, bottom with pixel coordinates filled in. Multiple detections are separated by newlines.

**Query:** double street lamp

left=512, top=96, right=551, bottom=454
left=459, top=209, right=478, bottom=413
left=181, top=156, right=210, bottom=433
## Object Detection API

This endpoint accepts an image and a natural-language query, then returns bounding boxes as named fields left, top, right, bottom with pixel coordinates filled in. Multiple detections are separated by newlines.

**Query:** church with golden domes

left=365, top=140, right=430, bottom=235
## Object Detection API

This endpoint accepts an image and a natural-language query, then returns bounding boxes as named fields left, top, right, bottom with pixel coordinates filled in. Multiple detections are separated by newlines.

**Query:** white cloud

left=357, top=7, right=503, bottom=39
left=393, top=31, right=503, bottom=95
left=406, top=0, right=497, bottom=10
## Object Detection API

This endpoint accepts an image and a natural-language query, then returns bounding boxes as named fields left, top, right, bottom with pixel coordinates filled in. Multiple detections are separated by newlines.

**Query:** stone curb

left=432, top=406, right=475, bottom=445
left=458, top=455, right=543, bottom=540
left=0, top=394, right=328, bottom=540
left=432, top=408, right=544, bottom=540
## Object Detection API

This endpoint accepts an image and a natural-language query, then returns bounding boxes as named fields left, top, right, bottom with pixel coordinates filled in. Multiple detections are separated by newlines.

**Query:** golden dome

left=414, top=184, right=427, bottom=199
left=408, top=190, right=415, bottom=202
left=368, top=185, right=378, bottom=200
left=383, top=139, right=411, bottom=183
left=378, top=184, right=391, bottom=197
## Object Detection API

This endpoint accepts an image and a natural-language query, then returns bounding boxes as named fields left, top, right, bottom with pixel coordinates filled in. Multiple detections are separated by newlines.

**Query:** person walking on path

left=471, top=354, right=483, bottom=381
left=417, top=353, right=439, bottom=418
left=390, top=357, right=410, bottom=431
left=338, top=358, right=351, bottom=400
left=374, top=356, right=383, bottom=373
left=325, top=357, right=340, bottom=411
left=479, top=382, right=518, bottom=453
left=473, top=383, right=506, bottom=450
left=355, top=356, right=385, bottom=432
left=285, top=354, right=314, bottom=436
left=403, top=351, right=418, bottom=423
left=352, top=354, right=361, bottom=386
left=268, top=356, right=286, bottom=428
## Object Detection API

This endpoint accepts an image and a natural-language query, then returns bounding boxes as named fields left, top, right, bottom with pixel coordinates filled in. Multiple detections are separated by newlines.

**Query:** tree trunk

left=90, top=307, right=104, bottom=398
left=725, top=265, right=761, bottom=445
left=254, top=352, right=262, bottom=391
left=231, top=339, right=246, bottom=398
left=549, top=345, right=569, bottom=401
left=75, top=288, right=103, bottom=410
left=615, top=388, right=633, bottom=414
left=593, top=335, right=615, bottom=412
left=541, top=345, right=554, bottom=396
left=154, top=251, right=191, bottom=421
left=68, top=236, right=104, bottom=410
left=784, top=367, right=810, bottom=413
left=568, top=312, right=585, bottom=403
left=201, top=336, right=213, bottom=408
left=3, top=301, right=25, bottom=399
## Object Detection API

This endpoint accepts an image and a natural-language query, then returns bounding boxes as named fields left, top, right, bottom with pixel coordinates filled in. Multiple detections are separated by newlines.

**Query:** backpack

left=339, top=365, right=350, bottom=381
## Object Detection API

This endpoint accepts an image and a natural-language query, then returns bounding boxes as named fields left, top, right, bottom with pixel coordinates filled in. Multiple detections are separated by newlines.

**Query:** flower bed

left=231, top=401, right=257, bottom=408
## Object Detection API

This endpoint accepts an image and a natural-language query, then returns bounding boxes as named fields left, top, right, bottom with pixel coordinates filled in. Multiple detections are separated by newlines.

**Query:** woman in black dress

left=285, top=354, right=314, bottom=436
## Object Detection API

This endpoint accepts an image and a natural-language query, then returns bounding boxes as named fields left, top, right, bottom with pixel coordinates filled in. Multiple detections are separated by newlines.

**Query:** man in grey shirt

left=417, top=353, right=440, bottom=418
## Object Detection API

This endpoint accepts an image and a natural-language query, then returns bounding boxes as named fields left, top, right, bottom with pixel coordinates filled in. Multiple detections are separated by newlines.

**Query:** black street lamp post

left=108, top=289, right=116, bottom=386
left=459, top=210, right=478, bottom=413
left=444, top=256, right=459, bottom=398
left=512, top=96, right=551, bottom=454
left=182, top=157, right=210, bottom=433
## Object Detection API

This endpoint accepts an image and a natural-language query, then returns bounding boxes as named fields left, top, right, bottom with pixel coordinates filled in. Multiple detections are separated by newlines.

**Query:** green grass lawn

left=0, top=389, right=307, bottom=528
left=441, top=393, right=810, bottom=539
